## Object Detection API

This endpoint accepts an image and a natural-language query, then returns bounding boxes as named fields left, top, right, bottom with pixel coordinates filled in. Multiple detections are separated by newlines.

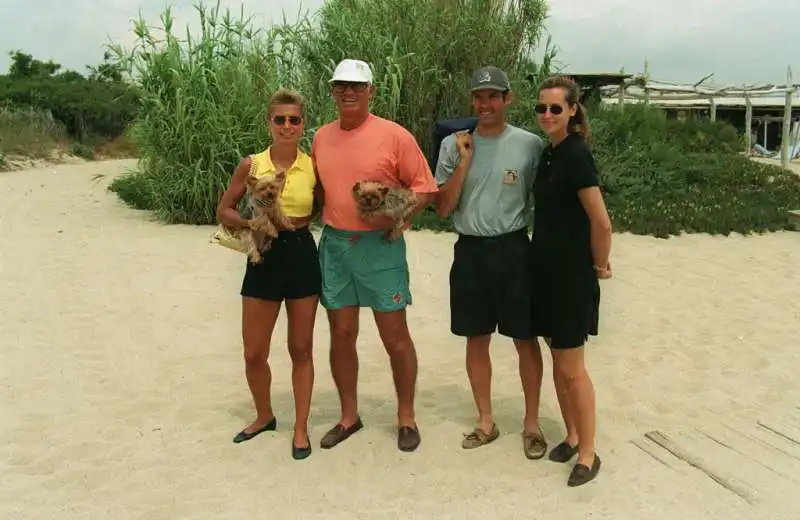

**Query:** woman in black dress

left=529, top=76, right=613, bottom=487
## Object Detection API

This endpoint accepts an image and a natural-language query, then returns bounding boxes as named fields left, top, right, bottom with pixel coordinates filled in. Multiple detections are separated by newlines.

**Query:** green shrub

left=589, top=103, right=800, bottom=237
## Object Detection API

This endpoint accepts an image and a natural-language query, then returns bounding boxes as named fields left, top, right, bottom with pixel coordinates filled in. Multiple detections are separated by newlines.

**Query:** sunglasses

left=331, top=81, right=369, bottom=93
left=534, top=103, right=564, bottom=115
left=272, top=115, right=302, bottom=126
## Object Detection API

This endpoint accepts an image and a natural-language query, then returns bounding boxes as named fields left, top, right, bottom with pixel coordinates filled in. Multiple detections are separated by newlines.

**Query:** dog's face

left=353, top=181, right=390, bottom=211
left=247, top=171, right=285, bottom=207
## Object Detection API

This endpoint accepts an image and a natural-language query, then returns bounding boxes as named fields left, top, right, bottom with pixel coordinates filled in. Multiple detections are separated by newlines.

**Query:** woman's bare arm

left=216, top=157, right=252, bottom=229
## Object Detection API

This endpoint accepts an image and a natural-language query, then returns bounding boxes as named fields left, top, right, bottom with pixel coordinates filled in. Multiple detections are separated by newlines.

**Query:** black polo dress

left=529, top=133, right=601, bottom=349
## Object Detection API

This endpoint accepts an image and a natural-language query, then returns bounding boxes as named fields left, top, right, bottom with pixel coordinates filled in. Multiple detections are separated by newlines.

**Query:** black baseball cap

left=470, top=66, right=510, bottom=92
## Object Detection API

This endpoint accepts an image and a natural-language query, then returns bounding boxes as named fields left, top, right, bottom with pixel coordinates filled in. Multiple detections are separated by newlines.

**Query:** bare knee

left=375, top=312, right=413, bottom=356
left=467, top=335, right=491, bottom=354
left=554, top=356, right=586, bottom=388
left=243, top=342, right=268, bottom=366
left=514, top=338, right=541, bottom=358
left=289, top=337, right=313, bottom=365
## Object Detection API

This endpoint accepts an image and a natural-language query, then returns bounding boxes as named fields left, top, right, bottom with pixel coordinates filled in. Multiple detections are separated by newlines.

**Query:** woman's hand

left=594, top=262, right=612, bottom=279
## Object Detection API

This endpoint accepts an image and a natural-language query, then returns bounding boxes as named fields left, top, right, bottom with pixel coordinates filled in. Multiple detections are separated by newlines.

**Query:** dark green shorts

left=318, top=226, right=412, bottom=312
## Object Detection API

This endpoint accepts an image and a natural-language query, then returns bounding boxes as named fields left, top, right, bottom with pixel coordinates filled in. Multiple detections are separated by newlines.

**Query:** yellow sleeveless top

left=248, top=147, right=316, bottom=218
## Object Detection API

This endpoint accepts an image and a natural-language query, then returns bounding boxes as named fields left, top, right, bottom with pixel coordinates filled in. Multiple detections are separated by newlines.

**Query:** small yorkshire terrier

left=352, top=180, right=418, bottom=241
left=240, top=170, right=294, bottom=263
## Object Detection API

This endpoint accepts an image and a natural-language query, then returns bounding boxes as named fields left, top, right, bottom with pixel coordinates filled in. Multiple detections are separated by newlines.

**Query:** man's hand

left=455, top=130, right=473, bottom=160
left=364, top=214, right=397, bottom=231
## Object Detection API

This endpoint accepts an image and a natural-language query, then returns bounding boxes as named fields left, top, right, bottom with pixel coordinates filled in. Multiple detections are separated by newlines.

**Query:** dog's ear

left=273, top=169, right=286, bottom=182
left=352, top=183, right=360, bottom=194
left=380, top=186, right=390, bottom=195
left=246, top=174, right=258, bottom=188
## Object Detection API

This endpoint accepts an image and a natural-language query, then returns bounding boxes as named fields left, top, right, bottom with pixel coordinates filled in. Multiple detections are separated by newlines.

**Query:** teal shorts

left=318, top=226, right=412, bottom=312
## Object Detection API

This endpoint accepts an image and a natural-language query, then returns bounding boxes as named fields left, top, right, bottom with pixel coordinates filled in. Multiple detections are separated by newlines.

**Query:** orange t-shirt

left=311, top=114, right=438, bottom=231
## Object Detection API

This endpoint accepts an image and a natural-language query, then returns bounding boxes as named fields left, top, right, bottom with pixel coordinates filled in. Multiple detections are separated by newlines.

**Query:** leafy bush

left=108, top=0, right=800, bottom=237
left=0, top=74, right=139, bottom=142
left=0, top=102, right=67, bottom=158
left=588, top=103, right=800, bottom=237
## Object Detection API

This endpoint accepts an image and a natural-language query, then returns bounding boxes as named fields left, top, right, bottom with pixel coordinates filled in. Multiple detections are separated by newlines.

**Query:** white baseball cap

left=329, top=58, right=373, bottom=84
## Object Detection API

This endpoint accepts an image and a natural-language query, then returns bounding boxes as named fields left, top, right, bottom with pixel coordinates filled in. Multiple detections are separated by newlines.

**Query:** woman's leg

left=285, top=295, right=319, bottom=448
left=240, top=296, right=282, bottom=433
left=551, top=346, right=596, bottom=466
left=554, top=363, right=579, bottom=448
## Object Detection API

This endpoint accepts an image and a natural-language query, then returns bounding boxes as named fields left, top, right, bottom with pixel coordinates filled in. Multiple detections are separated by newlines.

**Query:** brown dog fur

left=240, top=170, right=294, bottom=263
left=352, top=180, right=418, bottom=241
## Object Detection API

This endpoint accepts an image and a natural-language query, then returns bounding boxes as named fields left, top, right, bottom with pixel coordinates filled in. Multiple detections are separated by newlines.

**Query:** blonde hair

left=267, top=88, right=306, bottom=119
left=538, top=75, right=591, bottom=141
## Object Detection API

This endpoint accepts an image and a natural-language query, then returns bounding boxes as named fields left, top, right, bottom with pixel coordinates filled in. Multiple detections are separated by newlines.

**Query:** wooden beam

left=781, top=67, right=794, bottom=169
left=745, top=95, right=753, bottom=154
left=710, top=98, right=717, bottom=121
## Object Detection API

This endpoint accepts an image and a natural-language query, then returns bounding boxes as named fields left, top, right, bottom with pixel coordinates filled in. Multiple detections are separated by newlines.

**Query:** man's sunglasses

left=534, top=103, right=564, bottom=115
left=272, top=115, right=303, bottom=126
left=331, top=81, right=369, bottom=93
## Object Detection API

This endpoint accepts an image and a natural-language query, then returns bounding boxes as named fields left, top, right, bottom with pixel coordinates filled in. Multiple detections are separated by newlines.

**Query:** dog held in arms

left=240, top=169, right=294, bottom=263
left=352, top=180, right=418, bottom=241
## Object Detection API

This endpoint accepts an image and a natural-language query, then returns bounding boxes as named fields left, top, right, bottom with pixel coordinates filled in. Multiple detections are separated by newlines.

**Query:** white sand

left=2, top=159, right=800, bottom=519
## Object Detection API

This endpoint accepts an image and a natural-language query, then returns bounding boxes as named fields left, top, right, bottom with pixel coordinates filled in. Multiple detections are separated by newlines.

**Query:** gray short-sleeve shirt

left=434, top=124, right=544, bottom=236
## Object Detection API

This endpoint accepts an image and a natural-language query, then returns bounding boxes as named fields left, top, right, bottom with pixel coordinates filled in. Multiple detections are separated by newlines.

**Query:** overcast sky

left=0, top=0, right=796, bottom=86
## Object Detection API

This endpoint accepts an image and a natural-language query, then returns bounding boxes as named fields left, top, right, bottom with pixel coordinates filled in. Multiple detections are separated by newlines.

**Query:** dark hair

left=538, top=75, right=591, bottom=141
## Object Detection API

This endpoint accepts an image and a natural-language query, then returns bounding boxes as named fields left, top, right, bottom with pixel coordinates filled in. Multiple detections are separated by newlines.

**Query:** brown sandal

left=522, top=430, right=547, bottom=460
left=462, top=424, right=499, bottom=449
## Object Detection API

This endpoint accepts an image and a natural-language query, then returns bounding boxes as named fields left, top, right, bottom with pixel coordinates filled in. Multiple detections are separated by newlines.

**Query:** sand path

left=1, top=160, right=799, bottom=519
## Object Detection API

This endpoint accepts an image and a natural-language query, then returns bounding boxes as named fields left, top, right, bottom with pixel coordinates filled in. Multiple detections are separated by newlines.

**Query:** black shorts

left=240, top=226, right=321, bottom=301
left=449, top=228, right=533, bottom=339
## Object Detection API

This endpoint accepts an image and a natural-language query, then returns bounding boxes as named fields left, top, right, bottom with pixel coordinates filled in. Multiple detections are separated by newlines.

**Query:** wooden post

left=781, top=67, right=794, bottom=169
left=745, top=95, right=753, bottom=154
left=618, top=84, right=625, bottom=111
left=643, top=59, right=650, bottom=105
left=709, top=97, right=717, bottom=122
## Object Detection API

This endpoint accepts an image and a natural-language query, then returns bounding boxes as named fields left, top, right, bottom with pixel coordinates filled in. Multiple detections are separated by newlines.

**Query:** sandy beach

left=2, top=159, right=800, bottom=520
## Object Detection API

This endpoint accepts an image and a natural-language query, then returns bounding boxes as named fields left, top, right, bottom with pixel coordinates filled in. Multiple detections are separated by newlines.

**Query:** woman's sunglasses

left=272, top=115, right=303, bottom=126
left=534, top=103, right=564, bottom=115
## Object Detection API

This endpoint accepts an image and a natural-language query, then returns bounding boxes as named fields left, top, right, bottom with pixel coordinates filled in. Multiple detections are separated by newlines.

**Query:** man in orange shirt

left=311, top=58, right=437, bottom=452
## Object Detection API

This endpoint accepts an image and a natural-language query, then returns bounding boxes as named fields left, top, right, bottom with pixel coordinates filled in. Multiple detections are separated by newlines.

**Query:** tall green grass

left=108, top=0, right=553, bottom=225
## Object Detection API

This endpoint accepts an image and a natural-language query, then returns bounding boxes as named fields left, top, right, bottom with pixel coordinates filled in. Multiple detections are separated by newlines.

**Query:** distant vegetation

left=0, top=50, right=139, bottom=168
left=4, top=0, right=800, bottom=237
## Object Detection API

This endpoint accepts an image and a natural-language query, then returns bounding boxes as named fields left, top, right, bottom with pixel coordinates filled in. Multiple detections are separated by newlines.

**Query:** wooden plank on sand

left=695, top=423, right=800, bottom=484
left=729, top=420, right=800, bottom=461
left=757, top=414, right=800, bottom=448
left=644, top=430, right=758, bottom=504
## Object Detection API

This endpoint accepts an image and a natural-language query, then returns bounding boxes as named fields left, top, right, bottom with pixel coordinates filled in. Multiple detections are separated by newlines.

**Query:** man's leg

left=496, top=229, right=546, bottom=458
left=357, top=232, right=420, bottom=451
left=372, top=309, right=418, bottom=431
left=449, top=236, right=499, bottom=448
left=465, top=334, right=495, bottom=436
left=327, top=307, right=361, bottom=428
left=318, top=228, right=364, bottom=449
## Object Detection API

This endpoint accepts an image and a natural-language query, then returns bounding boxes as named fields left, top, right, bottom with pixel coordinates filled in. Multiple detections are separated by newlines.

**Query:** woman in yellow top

left=216, top=88, right=320, bottom=460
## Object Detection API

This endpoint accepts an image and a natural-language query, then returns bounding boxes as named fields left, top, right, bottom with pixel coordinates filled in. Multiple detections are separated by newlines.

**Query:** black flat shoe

left=567, top=454, right=601, bottom=487
left=232, top=417, right=277, bottom=444
left=292, top=435, right=312, bottom=460
left=548, top=441, right=579, bottom=463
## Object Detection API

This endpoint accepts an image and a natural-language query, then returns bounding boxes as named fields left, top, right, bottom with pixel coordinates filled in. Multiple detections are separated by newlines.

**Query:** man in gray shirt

left=434, top=66, right=548, bottom=460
